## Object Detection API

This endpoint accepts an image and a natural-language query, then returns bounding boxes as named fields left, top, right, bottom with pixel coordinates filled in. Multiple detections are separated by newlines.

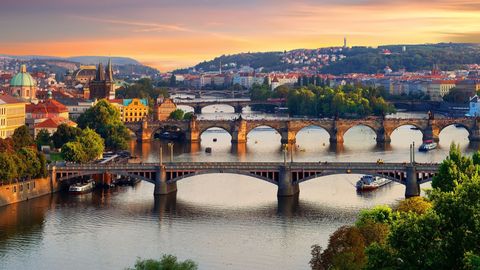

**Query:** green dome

left=10, top=65, right=36, bottom=87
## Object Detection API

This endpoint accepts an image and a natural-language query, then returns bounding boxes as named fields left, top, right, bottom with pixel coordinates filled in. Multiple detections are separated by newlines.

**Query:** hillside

left=176, top=43, right=480, bottom=74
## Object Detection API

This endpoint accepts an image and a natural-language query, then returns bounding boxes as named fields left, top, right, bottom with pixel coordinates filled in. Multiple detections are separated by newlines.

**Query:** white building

left=467, top=95, right=480, bottom=117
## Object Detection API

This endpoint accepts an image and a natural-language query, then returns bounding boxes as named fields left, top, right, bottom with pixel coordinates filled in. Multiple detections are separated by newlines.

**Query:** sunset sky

left=1, top=0, right=480, bottom=71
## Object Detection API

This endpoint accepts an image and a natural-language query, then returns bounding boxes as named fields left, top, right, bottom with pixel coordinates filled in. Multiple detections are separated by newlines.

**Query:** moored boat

left=356, top=175, right=391, bottom=191
left=69, top=180, right=95, bottom=194
left=419, top=140, right=437, bottom=152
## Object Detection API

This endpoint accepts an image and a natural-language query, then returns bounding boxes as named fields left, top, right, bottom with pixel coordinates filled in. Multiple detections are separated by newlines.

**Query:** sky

left=1, top=0, right=480, bottom=71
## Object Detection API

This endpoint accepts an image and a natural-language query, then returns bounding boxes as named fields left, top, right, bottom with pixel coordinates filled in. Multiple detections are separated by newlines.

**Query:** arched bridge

left=175, top=98, right=284, bottom=114
left=50, top=161, right=439, bottom=198
left=125, top=116, right=480, bottom=144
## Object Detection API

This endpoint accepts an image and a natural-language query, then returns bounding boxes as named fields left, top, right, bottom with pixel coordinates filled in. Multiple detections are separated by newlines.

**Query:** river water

left=0, top=106, right=478, bottom=270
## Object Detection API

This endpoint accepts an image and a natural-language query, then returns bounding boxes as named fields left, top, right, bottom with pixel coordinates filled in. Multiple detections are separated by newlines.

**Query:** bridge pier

left=469, top=119, right=480, bottom=141
left=375, top=129, right=391, bottom=143
left=405, top=165, right=420, bottom=198
left=154, top=165, right=177, bottom=196
left=194, top=105, right=202, bottom=114
left=280, top=131, right=296, bottom=145
left=234, top=105, right=243, bottom=114
left=277, top=166, right=299, bottom=197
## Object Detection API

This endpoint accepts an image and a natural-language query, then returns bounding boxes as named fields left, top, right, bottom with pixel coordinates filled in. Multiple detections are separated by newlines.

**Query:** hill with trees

left=176, top=43, right=480, bottom=74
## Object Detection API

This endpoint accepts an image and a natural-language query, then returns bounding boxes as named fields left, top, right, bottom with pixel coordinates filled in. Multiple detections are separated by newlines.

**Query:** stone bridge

left=50, top=161, right=440, bottom=198
left=175, top=99, right=284, bottom=114
left=125, top=116, right=480, bottom=144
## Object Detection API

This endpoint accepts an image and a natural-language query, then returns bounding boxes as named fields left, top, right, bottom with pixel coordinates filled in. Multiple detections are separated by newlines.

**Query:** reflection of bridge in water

left=51, top=161, right=439, bottom=199
left=126, top=116, right=480, bottom=144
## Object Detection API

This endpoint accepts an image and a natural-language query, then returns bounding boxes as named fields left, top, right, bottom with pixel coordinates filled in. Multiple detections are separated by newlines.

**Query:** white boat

left=419, top=140, right=437, bottom=152
left=356, top=175, right=391, bottom=191
left=69, top=180, right=95, bottom=194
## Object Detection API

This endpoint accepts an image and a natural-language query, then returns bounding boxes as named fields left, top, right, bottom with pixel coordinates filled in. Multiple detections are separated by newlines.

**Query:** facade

left=26, top=94, right=69, bottom=133
left=89, top=60, right=115, bottom=100
left=56, top=98, right=96, bottom=120
left=467, top=95, right=480, bottom=117
left=155, top=98, right=177, bottom=121
left=71, top=65, right=97, bottom=85
left=122, top=98, right=149, bottom=122
left=9, top=64, right=37, bottom=101
left=427, top=80, right=456, bottom=101
left=0, top=94, right=26, bottom=139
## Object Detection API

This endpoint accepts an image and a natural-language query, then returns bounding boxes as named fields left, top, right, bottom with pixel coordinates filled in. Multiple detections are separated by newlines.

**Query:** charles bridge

left=125, top=115, right=480, bottom=144
left=174, top=98, right=283, bottom=114
left=50, top=161, right=439, bottom=198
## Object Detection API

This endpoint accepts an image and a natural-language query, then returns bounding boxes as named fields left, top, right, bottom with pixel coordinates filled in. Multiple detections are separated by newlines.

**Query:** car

left=377, top=159, right=384, bottom=164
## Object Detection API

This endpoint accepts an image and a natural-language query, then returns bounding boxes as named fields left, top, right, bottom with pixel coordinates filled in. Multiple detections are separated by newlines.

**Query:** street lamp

left=168, top=142, right=174, bottom=162
left=282, top=144, right=288, bottom=166
left=159, top=145, right=163, bottom=166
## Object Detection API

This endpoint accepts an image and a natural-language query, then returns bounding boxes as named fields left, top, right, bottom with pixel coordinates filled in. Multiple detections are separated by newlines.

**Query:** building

left=467, top=95, right=480, bottom=117
left=455, top=80, right=480, bottom=101
left=26, top=92, right=69, bottom=132
left=122, top=98, right=149, bottom=122
left=89, top=60, right=115, bottom=100
left=71, top=65, right=97, bottom=85
left=34, top=117, right=77, bottom=137
left=155, top=98, right=177, bottom=121
left=0, top=94, right=26, bottom=139
left=427, top=80, right=456, bottom=101
left=9, top=64, right=37, bottom=101
left=56, top=98, right=96, bottom=120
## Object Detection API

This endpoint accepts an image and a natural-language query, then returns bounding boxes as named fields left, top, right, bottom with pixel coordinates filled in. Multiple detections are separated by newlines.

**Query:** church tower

left=89, top=59, right=115, bottom=100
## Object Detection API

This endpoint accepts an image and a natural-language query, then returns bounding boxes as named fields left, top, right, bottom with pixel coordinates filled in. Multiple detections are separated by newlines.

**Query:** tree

left=35, top=129, right=52, bottom=150
left=77, top=99, right=130, bottom=151
left=356, top=205, right=394, bottom=227
left=396, top=197, right=432, bottom=215
left=76, top=128, right=104, bottom=161
left=250, top=83, right=271, bottom=101
left=18, top=147, right=41, bottom=179
left=169, top=109, right=185, bottom=120
left=127, top=255, right=198, bottom=270
left=12, top=125, right=34, bottom=149
left=61, top=141, right=87, bottom=163
left=51, top=124, right=82, bottom=149
left=0, top=152, right=18, bottom=183
left=183, top=112, right=194, bottom=121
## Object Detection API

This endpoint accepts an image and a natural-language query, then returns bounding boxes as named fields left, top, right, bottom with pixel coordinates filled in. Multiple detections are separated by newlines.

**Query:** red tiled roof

left=0, top=93, right=24, bottom=104
left=35, top=117, right=76, bottom=129
left=26, top=99, right=68, bottom=114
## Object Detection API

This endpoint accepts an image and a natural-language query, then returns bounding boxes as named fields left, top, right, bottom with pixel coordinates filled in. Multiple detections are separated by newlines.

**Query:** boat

left=356, top=175, right=391, bottom=191
left=115, top=176, right=141, bottom=186
left=205, top=147, right=212, bottom=153
left=419, top=140, right=437, bottom=152
left=69, top=180, right=95, bottom=194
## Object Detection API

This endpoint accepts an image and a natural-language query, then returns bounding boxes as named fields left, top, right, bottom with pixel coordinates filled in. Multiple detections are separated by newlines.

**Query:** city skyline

left=1, top=0, right=480, bottom=71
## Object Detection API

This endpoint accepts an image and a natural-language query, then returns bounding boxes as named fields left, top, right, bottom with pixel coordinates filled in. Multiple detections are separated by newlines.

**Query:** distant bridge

left=174, top=98, right=284, bottom=114
left=50, top=161, right=439, bottom=198
left=125, top=115, right=480, bottom=144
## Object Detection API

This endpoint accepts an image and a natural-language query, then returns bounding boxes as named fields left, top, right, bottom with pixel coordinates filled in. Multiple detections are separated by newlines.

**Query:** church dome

left=10, top=65, right=36, bottom=87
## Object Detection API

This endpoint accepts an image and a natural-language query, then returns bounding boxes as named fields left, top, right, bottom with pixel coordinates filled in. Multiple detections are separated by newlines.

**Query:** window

left=33, top=181, right=36, bottom=189
left=13, top=186, right=16, bottom=193
left=27, top=183, right=30, bottom=190
left=20, top=185, right=23, bottom=192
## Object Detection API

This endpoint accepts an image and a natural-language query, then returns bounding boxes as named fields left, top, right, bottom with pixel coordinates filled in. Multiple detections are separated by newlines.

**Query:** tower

left=343, top=37, right=347, bottom=48
left=89, top=59, right=115, bottom=100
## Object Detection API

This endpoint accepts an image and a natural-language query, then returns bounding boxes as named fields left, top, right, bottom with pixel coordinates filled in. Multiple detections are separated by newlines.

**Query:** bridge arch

left=199, top=125, right=233, bottom=138
left=246, top=124, right=282, bottom=136
left=201, top=104, right=236, bottom=113
left=294, top=125, right=333, bottom=143
left=165, top=170, right=278, bottom=185
left=388, top=124, right=424, bottom=143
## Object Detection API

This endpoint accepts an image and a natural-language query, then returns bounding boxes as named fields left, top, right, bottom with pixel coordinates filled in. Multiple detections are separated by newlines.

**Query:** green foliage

left=183, top=112, right=194, bottom=121
left=77, top=99, right=130, bottom=151
left=61, top=142, right=87, bottom=163
left=356, top=205, right=393, bottom=227
left=250, top=83, right=272, bottom=101
left=443, top=87, right=470, bottom=103
left=127, top=254, right=198, bottom=270
left=61, top=128, right=104, bottom=163
left=169, top=109, right=185, bottom=120
left=116, top=78, right=169, bottom=100
left=432, top=143, right=477, bottom=192
left=0, top=152, right=18, bottom=182
left=464, top=252, right=480, bottom=270
left=35, top=129, right=52, bottom=150
left=18, top=147, right=42, bottom=179
left=12, top=125, right=34, bottom=149
left=51, top=124, right=82, bottom=149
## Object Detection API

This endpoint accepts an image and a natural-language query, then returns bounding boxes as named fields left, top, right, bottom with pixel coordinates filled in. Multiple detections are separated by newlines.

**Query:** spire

left=106, top=58, right=113, bottom=81
left=96, top=62, right=105, bottom=81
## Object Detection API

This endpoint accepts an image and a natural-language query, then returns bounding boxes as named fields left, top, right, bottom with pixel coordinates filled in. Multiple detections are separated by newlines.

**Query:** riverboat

left=419, top=140, right=437, bottom=152
left=356, top=175, right=391, bottom=191
left=69, top=180, right=95, bottom=194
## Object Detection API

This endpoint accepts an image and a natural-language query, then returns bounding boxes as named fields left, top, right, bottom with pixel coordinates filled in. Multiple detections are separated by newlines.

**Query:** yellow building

left=156, top=98, right=177, bottom=121
left=0, top=94, right=26, bottom=139
left=111, top=98, right=149, bottom=122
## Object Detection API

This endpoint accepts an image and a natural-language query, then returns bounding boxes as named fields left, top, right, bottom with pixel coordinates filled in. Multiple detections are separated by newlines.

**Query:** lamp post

left=290, top=143, right=294, bottom=164
left=168, top=142, right=174, bottom=162
left=159, top=145, right=163, bottom=166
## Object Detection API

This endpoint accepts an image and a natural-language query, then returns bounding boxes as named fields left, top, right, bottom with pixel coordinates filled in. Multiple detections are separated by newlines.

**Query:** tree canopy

left=61, top=128, right=104, bottom=163
left=127, top=255, right=198, bottom=270
left=77, top=99, right=130, bottom=151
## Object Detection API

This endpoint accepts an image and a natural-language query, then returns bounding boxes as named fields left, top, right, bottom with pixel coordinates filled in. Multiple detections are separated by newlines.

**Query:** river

left=0, top=107, right=477, bottom=270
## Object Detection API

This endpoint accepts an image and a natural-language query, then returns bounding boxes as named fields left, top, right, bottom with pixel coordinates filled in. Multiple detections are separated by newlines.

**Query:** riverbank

left=0, top=177, right=60, bottom=207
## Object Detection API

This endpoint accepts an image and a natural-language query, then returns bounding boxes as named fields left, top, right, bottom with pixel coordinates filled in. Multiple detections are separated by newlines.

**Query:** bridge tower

left=277, top=165, right=299, bottom=197
left=154, top=165, right=177, bottom=195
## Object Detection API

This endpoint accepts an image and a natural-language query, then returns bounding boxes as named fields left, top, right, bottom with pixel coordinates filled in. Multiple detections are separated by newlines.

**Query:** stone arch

left=165, top=170, right=278, bottom=185
left=246, top=123, right=282, bottom=135
left=339, top=123, right=379, bottom=143
left=176, top=104, right=195, bottom=113
left=388, top=124, right=425, bottom=142
left=438, top=122, right=472, bottom=137
left=296, top=172, right=405, bottom=185
left=201, top=103, right=236, bottom=113
left=199, top=125, right=233, bottom=137
left=294, top=124, right=334, bottom=141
